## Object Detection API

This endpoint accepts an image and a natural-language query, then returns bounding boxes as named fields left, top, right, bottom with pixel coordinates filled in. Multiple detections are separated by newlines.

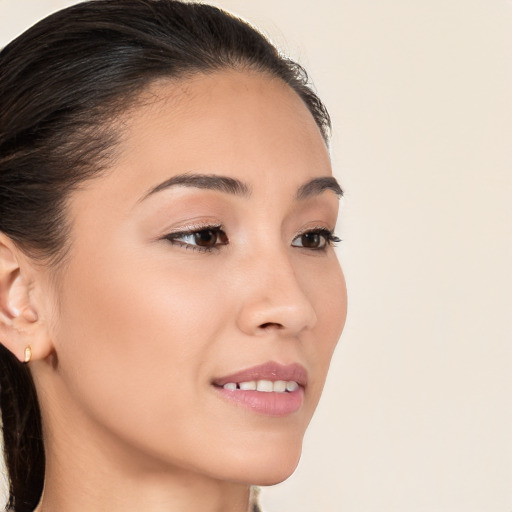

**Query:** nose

left=235, top=248, right=318, bottom=337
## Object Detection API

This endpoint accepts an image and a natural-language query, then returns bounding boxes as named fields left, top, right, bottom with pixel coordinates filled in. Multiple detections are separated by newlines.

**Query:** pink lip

left=212, top=362, right=307, bottom=417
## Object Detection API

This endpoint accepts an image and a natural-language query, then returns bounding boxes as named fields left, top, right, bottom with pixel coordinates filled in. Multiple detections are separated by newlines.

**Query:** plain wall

left=1, top=1, right=511, bottom=511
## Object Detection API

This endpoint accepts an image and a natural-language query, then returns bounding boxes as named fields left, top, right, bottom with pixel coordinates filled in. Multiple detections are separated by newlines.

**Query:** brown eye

left=193, top=229, right=225, bottom=247
left=166, top=226, right=228, bottom=252
left=291, top=229, right=338, bottom=250
left=298, top=232, right=326, bottom=249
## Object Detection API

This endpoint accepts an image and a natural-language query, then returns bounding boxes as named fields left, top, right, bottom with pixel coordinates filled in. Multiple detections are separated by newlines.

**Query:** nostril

left=259, top=322, right=283, bottom=330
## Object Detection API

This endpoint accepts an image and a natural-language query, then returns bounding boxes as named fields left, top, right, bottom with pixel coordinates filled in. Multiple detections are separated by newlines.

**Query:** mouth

left=211, top=362, right=307, bottom=417
left=220, top=380, right=300, bottom=393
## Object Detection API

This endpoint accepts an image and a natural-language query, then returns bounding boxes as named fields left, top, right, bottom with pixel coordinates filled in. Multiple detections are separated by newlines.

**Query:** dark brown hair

left=0, top=1, right=331, bottom=510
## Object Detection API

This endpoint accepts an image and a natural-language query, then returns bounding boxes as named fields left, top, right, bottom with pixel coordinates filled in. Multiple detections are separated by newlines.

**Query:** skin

left=0, top=70, right=347, bottom=511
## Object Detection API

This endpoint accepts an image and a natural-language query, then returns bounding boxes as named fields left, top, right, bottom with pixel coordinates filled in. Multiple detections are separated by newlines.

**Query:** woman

left=0, top=1, right=347, bottom=511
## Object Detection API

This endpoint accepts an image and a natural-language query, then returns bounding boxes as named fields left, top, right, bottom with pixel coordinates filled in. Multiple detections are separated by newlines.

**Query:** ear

left=0, top=233, right=54, bottom=363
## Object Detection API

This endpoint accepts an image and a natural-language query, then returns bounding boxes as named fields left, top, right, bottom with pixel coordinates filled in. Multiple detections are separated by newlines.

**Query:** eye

left=164, top=226, right=228, bottom=252
left=291, top=228, right=340, bottom=250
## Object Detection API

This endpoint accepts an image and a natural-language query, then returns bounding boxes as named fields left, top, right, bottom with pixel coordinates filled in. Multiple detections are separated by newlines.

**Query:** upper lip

left=212, top=361, right=308, bottom=388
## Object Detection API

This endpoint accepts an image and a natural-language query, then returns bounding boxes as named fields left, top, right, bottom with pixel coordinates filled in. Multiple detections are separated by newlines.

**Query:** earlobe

left=0, top=233, right=52, bottom=363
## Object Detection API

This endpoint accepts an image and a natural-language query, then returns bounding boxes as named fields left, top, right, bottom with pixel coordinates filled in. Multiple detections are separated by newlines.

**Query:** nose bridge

left=236, top=244, right=317, bottom=336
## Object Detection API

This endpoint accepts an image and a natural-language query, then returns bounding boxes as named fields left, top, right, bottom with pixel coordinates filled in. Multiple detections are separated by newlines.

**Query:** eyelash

left=163, top=225, right=341, bottom=253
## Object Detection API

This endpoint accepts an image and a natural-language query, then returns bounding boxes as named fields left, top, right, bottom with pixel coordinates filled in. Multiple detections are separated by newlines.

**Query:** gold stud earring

left=24, top=345, right=32, bottom=363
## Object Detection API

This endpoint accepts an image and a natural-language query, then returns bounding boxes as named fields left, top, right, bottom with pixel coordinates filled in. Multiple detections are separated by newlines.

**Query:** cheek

left=324, top=259, right=347, bottom=346
left=53, top=242, right=229, bottom=434
left=299, top=254, right=347, bottom=388
left=304, top=252, right=346, bottom=331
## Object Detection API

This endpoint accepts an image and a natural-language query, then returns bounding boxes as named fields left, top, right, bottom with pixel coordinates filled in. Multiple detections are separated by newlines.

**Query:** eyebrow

left=295, top=176, right=343, bottom=200
left=142, top=173, right=251, bottom=200
left=141, top=173, right=343, bottom=201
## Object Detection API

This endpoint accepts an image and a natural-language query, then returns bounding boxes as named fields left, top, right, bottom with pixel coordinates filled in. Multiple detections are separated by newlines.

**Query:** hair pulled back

left=0, top=1, right=331, bottom=510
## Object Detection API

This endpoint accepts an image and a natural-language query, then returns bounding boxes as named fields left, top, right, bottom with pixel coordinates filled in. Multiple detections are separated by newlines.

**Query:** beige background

left=1, top=1, right=511, bottom=511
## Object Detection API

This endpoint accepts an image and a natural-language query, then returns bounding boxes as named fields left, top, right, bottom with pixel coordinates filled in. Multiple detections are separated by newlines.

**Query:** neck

left=36, top=456, right=253, bottom=512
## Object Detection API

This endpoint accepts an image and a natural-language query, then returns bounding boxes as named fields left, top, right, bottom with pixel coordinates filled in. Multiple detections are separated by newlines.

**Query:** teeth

left=286, top=381, right=299, bottom=392
left=239, top=381, right=256, bottom=391
left=273, top=380, right=287, bottom=393
left=256, top=380, right=273, bottom=392
left=222, top=380, right=299, bottom=393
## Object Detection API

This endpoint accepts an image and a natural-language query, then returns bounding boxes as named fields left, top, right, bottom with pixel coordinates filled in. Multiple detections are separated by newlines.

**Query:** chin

left=225, top=437, right=303, bottom=486
left=250, top=464, right=300, bottom=486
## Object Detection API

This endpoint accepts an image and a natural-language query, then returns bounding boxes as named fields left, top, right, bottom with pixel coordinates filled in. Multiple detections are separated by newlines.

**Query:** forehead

left=74, top=70, right=332, bottom=209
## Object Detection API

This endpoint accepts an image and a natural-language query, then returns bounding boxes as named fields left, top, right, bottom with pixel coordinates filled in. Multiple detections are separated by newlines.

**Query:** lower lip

left=214, top=386, right=304, bottom=417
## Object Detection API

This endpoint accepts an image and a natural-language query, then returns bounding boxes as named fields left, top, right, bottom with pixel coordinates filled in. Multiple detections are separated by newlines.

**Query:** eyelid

left=293, top=224, right=338, bottom=240
left=294, top=223, right=333, bottom=236
left=164, top=222, right=224, bottom=235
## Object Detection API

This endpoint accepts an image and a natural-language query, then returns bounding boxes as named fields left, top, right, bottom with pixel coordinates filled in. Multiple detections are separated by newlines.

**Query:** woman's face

left=40, top=70, right=347, bottom=485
